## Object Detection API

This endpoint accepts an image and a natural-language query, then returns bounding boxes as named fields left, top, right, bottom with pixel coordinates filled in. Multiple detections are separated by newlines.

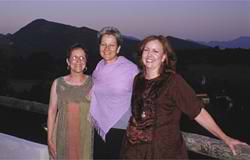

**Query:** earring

left=67, top=65, right=70, bottom=70
left=83, top=67, right=88, bottom=72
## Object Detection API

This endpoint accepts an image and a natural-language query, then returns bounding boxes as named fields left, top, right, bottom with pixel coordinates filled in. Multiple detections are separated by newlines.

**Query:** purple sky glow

left=0, top=0, right=250, bottom=42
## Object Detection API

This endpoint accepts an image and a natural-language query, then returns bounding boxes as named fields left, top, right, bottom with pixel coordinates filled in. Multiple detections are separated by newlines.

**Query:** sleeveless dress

left=53, top=76, right=93, bottom=160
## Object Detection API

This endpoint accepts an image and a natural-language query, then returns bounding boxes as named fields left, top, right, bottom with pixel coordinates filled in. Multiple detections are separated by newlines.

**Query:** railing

left=0, top=96, right=48, bottom=114
left=0, top=133, right=49, bottom=159
left=183, top=132, right=250, bottom=160
left=0, top=95, right=250, bottom=160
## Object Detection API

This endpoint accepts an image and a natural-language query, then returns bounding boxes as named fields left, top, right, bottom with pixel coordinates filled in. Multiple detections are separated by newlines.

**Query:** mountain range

left=1, top=19, right=250, bottom=98
left=0, top=19, right=210, bottom=60
left=198, top=36, right=250, bottom=49
left=1, top=19, right=249, bottom=63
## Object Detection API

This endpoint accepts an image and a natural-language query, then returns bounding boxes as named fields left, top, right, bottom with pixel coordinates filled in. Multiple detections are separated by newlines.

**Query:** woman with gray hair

left=90, top=26, right=139, bottom=159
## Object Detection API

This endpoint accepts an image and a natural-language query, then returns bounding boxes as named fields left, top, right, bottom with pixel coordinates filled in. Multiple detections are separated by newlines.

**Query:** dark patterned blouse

left=121, top=72, right=203, bottom=159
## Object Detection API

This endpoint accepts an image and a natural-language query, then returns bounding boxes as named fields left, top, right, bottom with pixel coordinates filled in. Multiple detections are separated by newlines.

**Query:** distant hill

left=5, top=19, right=140, bottom=65
left=0, top=19, right=141, bottom=75
left=123, top=35, right=140, bottom=41
left=0, top=18, right=211, bottom=73
left=0, top=33, right=11, bottom=46
left=11, top=19, right=98, bottom=58
left=2, top=19, right=250, bottom=98
left=1, top=18, right=210, bottom=53
left=167, top=36, right=210, bottom=50
left=198, top=36, right=250, bottom=49
left=0, top=33, right=15, bottom=59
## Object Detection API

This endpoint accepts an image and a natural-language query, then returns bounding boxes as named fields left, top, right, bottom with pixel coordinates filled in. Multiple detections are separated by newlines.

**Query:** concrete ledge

left=0, top=133, right=49, bottom=159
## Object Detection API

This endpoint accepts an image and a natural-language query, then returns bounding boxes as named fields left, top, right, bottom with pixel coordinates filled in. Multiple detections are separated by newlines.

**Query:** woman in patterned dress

left=47, top=43, right=93, bottom=160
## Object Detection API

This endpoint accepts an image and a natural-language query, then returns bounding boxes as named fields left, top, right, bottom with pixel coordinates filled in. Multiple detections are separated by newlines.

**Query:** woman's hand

left=48, top=140, right=56, bottom=160
left=195, top=108, right=249, bottom=155
left=223, top=136, right=248, bottom=155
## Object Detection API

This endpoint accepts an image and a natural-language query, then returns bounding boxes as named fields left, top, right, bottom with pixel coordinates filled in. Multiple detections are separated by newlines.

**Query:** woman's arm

left=195, top=108, right=248, bottom=155
left=47, top=80, right=58, bottom=159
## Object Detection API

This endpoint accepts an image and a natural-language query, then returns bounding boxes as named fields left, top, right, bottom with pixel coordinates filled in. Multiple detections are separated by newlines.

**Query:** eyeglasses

left=70, top=56, right=86, bottom=62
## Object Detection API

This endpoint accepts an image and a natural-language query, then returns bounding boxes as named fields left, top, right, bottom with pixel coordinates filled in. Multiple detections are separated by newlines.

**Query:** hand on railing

left=223, top=136, right=249, bottom=155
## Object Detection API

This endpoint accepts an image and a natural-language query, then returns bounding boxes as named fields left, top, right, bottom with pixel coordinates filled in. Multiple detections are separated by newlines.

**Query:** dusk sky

left=0, top=0, right=250, bottom=42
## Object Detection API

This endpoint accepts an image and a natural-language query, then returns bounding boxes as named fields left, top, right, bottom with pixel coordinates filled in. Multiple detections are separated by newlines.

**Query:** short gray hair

left=97, top=26, right=123, bottom=46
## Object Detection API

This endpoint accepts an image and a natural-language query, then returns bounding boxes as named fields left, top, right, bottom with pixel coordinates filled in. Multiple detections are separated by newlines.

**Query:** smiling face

left=142, top=39, right=167, bottom=74
left=67, top=48, right=87, bottom=73
left=100, top=34, right=120, bottom=64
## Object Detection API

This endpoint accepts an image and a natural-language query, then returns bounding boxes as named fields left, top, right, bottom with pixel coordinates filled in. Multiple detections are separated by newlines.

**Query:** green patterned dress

left=53, top=76, right=93, bottom=159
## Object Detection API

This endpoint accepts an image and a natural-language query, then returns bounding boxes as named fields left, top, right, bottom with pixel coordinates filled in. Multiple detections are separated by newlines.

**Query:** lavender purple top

left=90, top=56, right=139, bottom=140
